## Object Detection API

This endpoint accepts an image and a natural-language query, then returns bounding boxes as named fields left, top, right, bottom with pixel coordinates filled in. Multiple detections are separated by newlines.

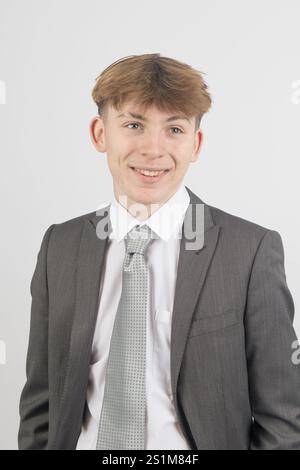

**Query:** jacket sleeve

left=18, top=224, right=56, bottom=450
left=245, top=229, right=300, bottom=450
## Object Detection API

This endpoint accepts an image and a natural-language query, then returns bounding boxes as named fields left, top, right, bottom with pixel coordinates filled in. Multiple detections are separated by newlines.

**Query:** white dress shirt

left=76, top=183, right=192, bottom=450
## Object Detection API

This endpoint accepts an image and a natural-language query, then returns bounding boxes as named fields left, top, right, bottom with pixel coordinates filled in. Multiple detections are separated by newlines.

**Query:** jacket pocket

left=188, top=308, right=240, bottom=337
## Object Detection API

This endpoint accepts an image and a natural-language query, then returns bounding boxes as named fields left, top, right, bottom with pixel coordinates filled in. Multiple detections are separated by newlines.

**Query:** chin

left=129, top=188, right=164, bottom=206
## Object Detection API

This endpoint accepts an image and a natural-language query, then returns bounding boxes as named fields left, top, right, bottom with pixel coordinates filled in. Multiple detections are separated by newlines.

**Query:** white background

left=0, top=0, right=299, bottom=450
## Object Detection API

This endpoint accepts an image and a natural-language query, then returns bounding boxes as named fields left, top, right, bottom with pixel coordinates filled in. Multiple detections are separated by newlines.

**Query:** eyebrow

left=117, top=111, right=191, bottom=123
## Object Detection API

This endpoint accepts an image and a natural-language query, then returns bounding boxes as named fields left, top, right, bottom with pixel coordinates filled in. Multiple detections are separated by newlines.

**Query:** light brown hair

left=91, top=53, right=212, bottom=132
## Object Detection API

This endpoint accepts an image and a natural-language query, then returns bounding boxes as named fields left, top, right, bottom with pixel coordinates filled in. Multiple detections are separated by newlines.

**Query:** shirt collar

left=108, top=184, right=190, bottom=242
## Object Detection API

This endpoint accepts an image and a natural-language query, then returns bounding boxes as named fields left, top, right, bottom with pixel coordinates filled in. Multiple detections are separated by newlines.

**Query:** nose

left=138, top=132, right=164, bottom=158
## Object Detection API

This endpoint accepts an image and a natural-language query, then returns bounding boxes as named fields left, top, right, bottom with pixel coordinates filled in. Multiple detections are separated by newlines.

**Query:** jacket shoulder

left=45, top=209, right=106, bottom=257
left=208, top=203, right=274, bottom=240
left=205, top=204, right=283, bottom=267
left=55, top=210, right=96, bottom=227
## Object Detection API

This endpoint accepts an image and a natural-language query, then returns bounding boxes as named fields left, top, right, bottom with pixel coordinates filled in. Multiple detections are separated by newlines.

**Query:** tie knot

left=124, top=224, right=154, bottom=255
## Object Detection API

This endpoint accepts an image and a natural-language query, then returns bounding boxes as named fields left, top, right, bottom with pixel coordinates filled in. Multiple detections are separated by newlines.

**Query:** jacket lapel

left=170, top=187, right=220, bottom=445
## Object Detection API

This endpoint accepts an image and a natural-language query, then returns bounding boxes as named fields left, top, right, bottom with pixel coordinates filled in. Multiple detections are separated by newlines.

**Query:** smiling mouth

left=130, top=167, right=170, bottom=175
left=130, top=166, right=170, bottom=182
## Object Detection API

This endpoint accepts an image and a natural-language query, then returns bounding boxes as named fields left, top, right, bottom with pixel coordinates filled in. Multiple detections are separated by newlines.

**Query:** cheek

left=106, top=156, right=120, bottom=180
left=174, top=156, right=189, bottom=171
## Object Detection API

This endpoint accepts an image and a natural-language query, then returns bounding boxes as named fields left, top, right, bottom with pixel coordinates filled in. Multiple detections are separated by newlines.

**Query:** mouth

left=130, top=166, right=170, bottom=183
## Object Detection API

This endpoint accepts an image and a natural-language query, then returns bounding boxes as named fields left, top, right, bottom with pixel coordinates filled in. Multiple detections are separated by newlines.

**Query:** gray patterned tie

left=96, top=224, right=155, bottom=450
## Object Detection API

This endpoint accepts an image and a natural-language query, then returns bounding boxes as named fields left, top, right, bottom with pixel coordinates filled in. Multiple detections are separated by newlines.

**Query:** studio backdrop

left=0, top=0, right=299, bottom=450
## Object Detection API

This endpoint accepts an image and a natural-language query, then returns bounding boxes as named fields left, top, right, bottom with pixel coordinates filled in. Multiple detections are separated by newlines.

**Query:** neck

left=114, top=185, right=182, bottom=222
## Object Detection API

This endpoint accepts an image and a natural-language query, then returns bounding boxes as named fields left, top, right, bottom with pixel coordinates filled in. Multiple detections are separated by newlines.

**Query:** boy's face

left=90, top=100, right=203, bottom=219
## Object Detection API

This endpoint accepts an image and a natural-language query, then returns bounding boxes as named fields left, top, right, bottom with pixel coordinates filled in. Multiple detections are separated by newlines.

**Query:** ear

left=190, top=128, right=203, bottom=163
left=89, top=116, right=107, bottom=152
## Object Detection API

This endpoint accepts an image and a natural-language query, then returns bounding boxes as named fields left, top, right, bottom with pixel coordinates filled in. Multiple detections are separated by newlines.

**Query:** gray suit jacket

left=18, top=186, right=300, bottom=450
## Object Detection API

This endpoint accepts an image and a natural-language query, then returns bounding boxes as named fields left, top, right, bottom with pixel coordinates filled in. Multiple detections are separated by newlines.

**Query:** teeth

left=134, top=168, right=165, bottom=177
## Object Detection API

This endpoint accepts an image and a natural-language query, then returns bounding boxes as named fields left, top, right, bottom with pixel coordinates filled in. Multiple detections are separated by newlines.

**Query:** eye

left=126, top=123, right=140, bottom=130
left=126, top=123, right=183, bottom=134
left=170, top=127, right=183, bottom=134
